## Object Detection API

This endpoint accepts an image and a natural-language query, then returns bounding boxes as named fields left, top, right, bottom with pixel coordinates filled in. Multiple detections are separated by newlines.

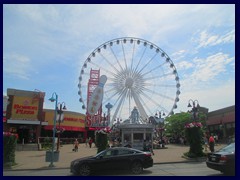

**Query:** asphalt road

left=3, top=162, right=223, bottom=176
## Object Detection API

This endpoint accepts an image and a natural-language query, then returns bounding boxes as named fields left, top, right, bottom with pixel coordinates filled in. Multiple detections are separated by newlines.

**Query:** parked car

left=70, top=147, right=153, bottom=176
left=206, top=142, right=235, bottom=175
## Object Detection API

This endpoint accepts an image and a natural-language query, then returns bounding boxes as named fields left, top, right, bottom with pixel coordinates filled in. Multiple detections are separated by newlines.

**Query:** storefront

left=207, top=105, right=235, bottom=140
left=5, top=88, right=46, bottom=144
left=43, top=109, right=87, bottom=142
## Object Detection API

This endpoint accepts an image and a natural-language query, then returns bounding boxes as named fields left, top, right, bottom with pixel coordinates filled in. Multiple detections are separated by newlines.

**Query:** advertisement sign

left=11, top=96, right=39, bottom=120
left=44, top=110, right=85, bottom=128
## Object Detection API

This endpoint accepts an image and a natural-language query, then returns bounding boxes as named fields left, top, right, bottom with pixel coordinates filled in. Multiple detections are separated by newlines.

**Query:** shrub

left=185, top=122, right=205, bottom=157
left=3, top=132, right=18, bottom=167
left=95, top=127, right=111, bottom=153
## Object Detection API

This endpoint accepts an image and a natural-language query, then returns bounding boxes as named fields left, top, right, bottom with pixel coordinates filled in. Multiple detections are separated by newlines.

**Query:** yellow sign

left=44, top=110, right=85, bottom=128
left=11, top=96, right=39, bottom=120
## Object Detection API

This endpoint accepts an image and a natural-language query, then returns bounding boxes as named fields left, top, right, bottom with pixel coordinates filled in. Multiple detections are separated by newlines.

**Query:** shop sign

left=11, top=96, right=39, bottom=120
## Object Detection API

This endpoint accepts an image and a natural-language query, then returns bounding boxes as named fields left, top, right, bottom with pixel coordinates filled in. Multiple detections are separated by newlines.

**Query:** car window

left=118, top=149, right=130, bottom=155
left=101, top=149, right=118, bottom=158
left=219, top=143, right=235, bottom=153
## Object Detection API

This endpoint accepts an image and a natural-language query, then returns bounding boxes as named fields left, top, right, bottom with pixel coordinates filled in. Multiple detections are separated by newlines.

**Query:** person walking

left=85, top=137, right=89, bottom=147
left=209, top=135, right=215, bottom=152
left=204, top=136, right=208, bottom=152
left=73, top=139, right=79, bottom=152
left=88, top=137, right=93, bottom=148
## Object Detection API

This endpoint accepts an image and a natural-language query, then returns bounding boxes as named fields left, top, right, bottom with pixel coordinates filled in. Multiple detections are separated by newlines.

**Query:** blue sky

left=3, top=4, right=235, bottom=119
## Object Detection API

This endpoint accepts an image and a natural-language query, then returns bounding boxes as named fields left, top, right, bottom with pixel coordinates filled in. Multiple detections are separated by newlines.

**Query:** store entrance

left=17, top=125, right=36, bottom=144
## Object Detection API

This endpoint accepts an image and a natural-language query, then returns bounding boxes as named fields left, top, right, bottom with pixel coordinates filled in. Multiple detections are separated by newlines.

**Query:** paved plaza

left=5, top=143, right=226, bottom=171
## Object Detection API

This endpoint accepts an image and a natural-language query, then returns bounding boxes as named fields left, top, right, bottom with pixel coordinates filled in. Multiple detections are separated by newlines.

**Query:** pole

left=57, top=120, right=60, bottom=152
left=49, top=94, right=58, bottom=167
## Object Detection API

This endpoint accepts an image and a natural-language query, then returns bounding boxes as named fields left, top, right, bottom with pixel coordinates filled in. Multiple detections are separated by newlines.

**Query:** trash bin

left=45, top=151, right=59, bottom=162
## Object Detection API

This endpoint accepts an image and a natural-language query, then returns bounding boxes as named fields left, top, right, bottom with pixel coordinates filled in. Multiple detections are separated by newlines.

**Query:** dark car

left=206, top=142, right=235, bottom=175
left=70, top=147, right=153, bottom=176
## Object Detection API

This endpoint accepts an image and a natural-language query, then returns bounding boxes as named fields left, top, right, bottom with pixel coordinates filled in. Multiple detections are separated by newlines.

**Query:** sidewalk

left=5, top=143, right=226, bottom=171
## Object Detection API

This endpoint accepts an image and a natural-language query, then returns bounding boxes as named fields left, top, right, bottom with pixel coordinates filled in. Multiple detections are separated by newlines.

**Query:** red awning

left=3, top=117, right=7, bottom=122
left=44, top=125, right=86, bottom=132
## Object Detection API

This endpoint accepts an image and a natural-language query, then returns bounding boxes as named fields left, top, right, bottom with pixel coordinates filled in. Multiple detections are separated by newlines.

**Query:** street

left=4, top=162, right=222, bottom=176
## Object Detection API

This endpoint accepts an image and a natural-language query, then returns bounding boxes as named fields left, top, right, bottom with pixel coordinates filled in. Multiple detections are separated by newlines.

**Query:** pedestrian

left=88, top=137, right=93, bottom=148
left=143, top=140, right=147, bottom=151
left=73, top=139, right=79, bottom=152
left=85, top=137, right=89, bottom=147
left=204, top=136, right=208, bottom=152
left=209, top=135, right=215, bottom=152
left=147, top=140, right=154, bottom=155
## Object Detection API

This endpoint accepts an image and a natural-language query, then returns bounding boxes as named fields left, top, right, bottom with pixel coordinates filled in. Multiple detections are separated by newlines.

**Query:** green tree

left=3, top=132, right=18, bottom=167
left=95, top=131, right=108, bottom=153
left=164, top=112, right=207, bottom=138
left=185, top=123, right=205, bottom=157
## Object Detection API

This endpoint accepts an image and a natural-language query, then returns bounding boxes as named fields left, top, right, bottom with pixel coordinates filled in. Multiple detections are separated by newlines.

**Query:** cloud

left=177, top=79, right=235, bottom=113
left=3, top=53, right=34, bottom=80
left=179, top=52, right=234, bottom=93
left=196, top=30, right=235, bottom=48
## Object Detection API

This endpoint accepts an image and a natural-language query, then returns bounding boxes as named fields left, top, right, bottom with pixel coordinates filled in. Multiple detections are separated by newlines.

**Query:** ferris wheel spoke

left=110, top=89, right=128, bottom=126
left=103, top=88, right=122, bottom=105
left=143, top=72, right=174, bottom=81
left=89, top=61, right=116, bottom=77
left=133, top=46, right=147, bottom=74
left=130, top=41, right=136, bottom=72
left=121, top=41, right=128, bottom=70
left=141, top=62, right=167, bottom=77
left=138, top=52, right=158, bottom=74
left=110, top=46, right=124, bottom=72
left=144, top=83, right=176, bottom=88
left=137, top=94, right=154, bottom=118
left=142, top=86, right=175, bottom=101
left=99, top=53, right=121, bottom=75
left=131, top=91, right=148, bottom=122
left=140, top=91, right=169, bottom=113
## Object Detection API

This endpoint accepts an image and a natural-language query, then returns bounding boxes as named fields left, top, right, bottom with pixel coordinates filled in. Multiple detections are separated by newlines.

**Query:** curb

left=3, top=159, right=205, bottom=172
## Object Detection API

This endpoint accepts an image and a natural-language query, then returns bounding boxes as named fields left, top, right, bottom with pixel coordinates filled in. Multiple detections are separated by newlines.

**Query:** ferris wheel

left=78, top=37, right=180, bottom=125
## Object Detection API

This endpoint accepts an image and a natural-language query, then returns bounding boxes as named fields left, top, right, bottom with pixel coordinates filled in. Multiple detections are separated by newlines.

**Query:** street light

left=187, top=99, right=200, bottom=121
left=48, top=92, right=58, bottom=167
left=56, top=102, right=67, bottom=152
left=155, top=110, right=165, bottom=119
left=155, top=110, right=165, bottom=139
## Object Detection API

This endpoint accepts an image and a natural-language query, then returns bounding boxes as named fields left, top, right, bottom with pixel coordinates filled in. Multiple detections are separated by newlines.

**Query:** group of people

left=73, top=137, right=93, bottom=152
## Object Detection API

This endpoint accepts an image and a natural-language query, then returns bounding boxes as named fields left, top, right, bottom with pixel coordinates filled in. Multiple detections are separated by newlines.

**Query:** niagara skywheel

left=78, top=37, right=180, bottom=126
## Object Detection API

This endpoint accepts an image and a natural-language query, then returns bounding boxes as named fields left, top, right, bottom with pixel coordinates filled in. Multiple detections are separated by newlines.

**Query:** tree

left=3, top=132, right=18, bottom=167
left=164, top=112, right=207, bottom=139
left=95, top=127, right=111, bottom=153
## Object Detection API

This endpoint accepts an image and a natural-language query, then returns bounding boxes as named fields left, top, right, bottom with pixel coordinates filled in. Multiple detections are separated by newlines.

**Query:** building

left=4, top=88, right=87, bottom=144
left=207, top=105, right=235, bottom=140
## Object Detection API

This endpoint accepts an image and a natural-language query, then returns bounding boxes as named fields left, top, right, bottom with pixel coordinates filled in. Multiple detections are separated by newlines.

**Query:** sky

left=3, top=4, right=235, bottom=120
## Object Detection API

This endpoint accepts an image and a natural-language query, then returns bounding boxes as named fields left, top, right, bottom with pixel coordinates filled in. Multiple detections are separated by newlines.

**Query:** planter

left=45, top=151, right=59, bottom=162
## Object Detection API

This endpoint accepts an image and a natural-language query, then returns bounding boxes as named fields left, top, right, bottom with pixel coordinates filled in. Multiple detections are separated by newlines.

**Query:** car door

left=113, top=149, right=134, bottom=170
left=92, top=149, right=113, bottom=171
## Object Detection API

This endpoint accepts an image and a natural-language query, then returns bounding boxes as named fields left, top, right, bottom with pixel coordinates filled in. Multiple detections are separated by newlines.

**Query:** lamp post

left=105, top=102, right=113, bottom=126
left=187, top=99, right=200, bottom=121
left=155, top=110, right=165, bottom=139
left=48, top=92, right=58, bottom=167
left=56, top=102, right=66, bottom=152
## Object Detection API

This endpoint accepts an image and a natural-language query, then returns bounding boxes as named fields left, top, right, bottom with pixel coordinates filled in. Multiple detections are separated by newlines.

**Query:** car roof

left=109, top=147, right=143, bottom=152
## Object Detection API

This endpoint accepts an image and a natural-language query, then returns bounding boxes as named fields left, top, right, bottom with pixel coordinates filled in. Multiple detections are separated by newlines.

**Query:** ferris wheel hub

left=125, top=77, right=134, bottom=88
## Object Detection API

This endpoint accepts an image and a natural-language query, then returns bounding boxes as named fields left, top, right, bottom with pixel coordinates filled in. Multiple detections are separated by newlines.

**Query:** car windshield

left=219, top=143, right=235, bottom=153
left=94, top=150, right=107, bottom=157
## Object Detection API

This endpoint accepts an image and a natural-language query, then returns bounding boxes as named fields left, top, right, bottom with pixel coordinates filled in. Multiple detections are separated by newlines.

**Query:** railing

left=38, top=137, right=85, bottom=145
